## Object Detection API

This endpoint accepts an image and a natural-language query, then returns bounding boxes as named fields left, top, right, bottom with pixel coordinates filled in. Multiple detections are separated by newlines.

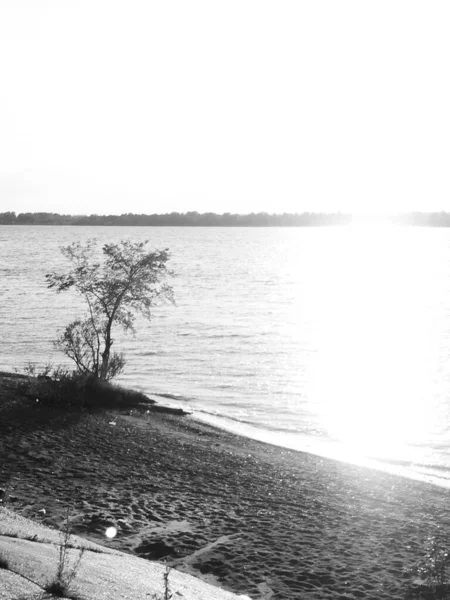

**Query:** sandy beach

left=1, top=374, right=450, bottom=599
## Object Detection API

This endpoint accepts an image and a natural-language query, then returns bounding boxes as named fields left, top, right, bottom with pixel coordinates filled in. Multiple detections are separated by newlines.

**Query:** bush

left=18, top=365, right=153, bottom=411
left=82, top=377, right=153, bottom=410
left=18, top=366, right=85, bottom=408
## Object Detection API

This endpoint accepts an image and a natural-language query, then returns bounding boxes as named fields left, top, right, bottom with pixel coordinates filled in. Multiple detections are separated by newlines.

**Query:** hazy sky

left=1, top=1, right=449, bottom=216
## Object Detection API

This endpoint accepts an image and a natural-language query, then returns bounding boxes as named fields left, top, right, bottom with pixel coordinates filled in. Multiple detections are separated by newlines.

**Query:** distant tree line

left=389, top=212, right=450, bottom=227
left=6, top=211, right=450, bottom=226
left=0, top=211, right=351, bottom=226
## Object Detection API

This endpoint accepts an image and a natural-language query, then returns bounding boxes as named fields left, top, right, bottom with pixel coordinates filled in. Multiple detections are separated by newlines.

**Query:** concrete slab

left=0, top=509, right=251, bottom=600
left=0, top=568, right=44, bottom=600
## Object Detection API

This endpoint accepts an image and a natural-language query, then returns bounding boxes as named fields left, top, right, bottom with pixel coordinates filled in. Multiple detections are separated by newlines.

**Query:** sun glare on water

left=309, top=224, right=440, bottom=464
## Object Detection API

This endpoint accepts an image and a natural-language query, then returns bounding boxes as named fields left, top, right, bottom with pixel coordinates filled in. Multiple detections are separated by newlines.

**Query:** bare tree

left=46, top=239, right=174, bottom=380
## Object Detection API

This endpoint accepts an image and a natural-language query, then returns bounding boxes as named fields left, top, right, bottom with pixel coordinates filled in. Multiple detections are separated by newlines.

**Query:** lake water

left=2, top=225, right=450, bottom=487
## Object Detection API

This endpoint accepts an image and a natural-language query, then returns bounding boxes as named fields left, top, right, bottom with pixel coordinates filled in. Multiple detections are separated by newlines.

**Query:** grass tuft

left=44, top=579, right=70, bottom=596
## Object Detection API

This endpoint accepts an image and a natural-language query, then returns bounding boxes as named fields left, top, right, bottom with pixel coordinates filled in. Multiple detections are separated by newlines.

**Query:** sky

left=0, top=1, right=449, bottom=216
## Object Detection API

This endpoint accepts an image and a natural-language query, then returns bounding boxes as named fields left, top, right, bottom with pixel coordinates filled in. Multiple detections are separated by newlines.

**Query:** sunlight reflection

left=309, top=224, right=439, bottom=464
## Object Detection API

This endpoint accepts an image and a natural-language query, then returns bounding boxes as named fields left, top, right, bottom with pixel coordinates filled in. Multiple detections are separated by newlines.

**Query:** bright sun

left=309, top=224, right=438, bottom=463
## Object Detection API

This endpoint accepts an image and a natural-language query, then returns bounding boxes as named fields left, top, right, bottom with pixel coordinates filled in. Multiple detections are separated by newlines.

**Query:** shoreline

left=2, top=375, right=450, bottom=598
left=190, top=410, right=450, bottom=492
left=143, top=390, right=450, bottom=493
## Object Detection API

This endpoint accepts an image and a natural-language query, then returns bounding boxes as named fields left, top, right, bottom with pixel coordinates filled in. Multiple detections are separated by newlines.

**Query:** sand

left=1, top=373, right=450, bottom=599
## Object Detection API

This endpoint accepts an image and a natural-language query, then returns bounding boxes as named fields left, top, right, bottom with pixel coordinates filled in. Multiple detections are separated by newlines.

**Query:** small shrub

left=44, top=508, right=85, bottom=598
left=162, top=563, right=173, bottom=600
left=406, top=537, right=450, bottom=599
left=0, top=554, right=9, bottom=569
left=149, top=563, right=173, bottom=600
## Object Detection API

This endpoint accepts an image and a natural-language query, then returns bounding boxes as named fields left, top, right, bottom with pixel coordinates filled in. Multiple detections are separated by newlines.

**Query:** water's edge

left=146, top=391, right=450, bottom=491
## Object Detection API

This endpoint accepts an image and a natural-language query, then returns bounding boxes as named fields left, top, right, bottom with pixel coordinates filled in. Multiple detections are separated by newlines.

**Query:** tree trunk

left=100, top=323, right=113, bottom=380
